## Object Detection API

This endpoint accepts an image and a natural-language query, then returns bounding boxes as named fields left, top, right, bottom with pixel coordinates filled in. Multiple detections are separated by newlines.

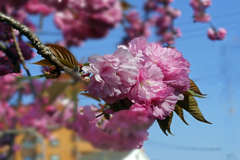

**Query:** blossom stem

left=96, top=112, right=104, bottom=118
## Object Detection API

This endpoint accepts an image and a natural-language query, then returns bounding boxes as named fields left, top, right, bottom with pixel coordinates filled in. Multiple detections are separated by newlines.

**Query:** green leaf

left=174, top=104, right=188, bottom=125
left=177, top=95, right=211, bottom=124
left=157, top=112, right=174, bottom=136
left=43, top=81, right=71, bottom=105
left=82, top=62, right=90, bottom=66
left=17, top=76, right=41, bottom=81
left=167, top=112, right=174, bottom=135
left=46, top=44, right=79, bottom=68
left=189, top=79, right=207, bottom=96
left=186, top=89, right=206, bottom=98
left=26, top=43, right=35, bottom=48
left=37, top=74, right=46, bottom=78
left=57, top=58, right=76, bottom=68
left=32, top=59, right=53, bottom=67
left=120, top=0, right=133, bottom=10
left=63, top=81, right=86, bottom=99
left=81, top=93, right=101, bottom=102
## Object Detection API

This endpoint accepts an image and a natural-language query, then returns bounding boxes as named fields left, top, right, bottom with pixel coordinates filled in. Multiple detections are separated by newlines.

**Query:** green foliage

left=157, top=79, right=211, bottom=136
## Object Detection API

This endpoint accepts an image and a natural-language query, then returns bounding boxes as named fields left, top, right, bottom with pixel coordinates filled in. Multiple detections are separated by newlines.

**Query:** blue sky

left=25, top=0, right=240, bottom=159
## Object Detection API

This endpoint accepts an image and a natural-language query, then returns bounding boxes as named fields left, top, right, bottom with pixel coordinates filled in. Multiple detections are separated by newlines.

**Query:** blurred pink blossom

left=190, top=0, right=212, bottom=22
left=207, top=27, right=227, bottom=40
left=24, top=0, right=54, bottom=16
left=69, top=106, right=154, bottom=151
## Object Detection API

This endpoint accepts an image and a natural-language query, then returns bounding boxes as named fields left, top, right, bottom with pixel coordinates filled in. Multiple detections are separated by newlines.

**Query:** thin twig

left=11, top=27, right=31, bottom=76
left=96, top=112, right=104, bottom=118
left=10, top=27, right=38, bottom=97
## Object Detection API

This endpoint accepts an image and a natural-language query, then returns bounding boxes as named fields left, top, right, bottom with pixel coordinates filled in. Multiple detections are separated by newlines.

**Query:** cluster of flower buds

left=190, top=0, right=211, bottom=22
left=145, top=0, right=182, bottom=46
left=121, top=11, right=151, bottom=45
left=189, top=0, right=227, bottom=40
left=207, top=27, right=227, bottom=40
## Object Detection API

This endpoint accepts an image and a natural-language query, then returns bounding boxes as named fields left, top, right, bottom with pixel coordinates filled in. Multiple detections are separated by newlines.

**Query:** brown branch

left=10, top=27, right=38, bottom=97
left=10, top=27, right=31, bottom=76
left=0, top=12, right=81, bottom=80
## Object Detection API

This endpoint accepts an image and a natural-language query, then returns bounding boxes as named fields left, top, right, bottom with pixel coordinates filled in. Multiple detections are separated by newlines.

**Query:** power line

left=147, top=140, right=222, bottom=152
left=181, top=22, right=239, bottom=35
left=176, top=10, right=240, bottom=26
left=180, top=25, right=240, bottom=40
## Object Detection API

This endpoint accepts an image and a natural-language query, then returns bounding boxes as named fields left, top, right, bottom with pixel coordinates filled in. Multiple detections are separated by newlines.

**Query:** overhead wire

left=146, top=140, right=222, bottom=151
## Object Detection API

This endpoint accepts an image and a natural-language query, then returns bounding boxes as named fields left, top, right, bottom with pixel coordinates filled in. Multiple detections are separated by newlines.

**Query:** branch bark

left=0, top=12, right=81, bottom=80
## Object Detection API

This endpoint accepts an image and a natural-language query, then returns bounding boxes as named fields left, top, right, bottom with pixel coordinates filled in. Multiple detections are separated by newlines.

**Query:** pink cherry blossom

left=121, top=11, right=151, bottom=45
left=130, top=87, right=178, bottom=120
left=0, top=0, right=29, bottom=9
left=24, top=0, right=54, bottom=16
left=69, top=106, right=154, bottom=151
left=127, top=64, right=165, bottom=104
left=83, top=47, right=138, bottom=104
left=0, top=73, right=20, bottom=101
left=194, top=12, right=211, bottom=22
left=217, top=28, right=227, bottom=40
left=207, top=27, right=227, bottom=40
left=190, top=0, right=212, bottom=23
left=129, top=37, right=190, bottom=93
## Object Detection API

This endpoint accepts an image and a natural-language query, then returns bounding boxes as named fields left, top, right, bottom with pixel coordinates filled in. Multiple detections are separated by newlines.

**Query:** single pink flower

left=83, top=47, right=138, bottom=104
left=217, top=28, right=227, bottom=40
left=129, top=37, right=190, bottom=93
left=194, top=12, right=211, bottom=22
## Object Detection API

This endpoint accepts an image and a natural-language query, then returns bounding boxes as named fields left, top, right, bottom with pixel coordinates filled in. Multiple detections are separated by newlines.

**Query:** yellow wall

left=14, top=127, right=99, bottom=160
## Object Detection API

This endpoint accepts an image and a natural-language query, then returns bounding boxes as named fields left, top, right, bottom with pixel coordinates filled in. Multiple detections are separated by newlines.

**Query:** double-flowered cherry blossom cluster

left=83, top=37, right=190, bottom=120
left=121, top=11, right=151, bottom=45
left=0, top=0, right=122, bottom=47
left=153, top=0, right=182, bottom=45
left=25, top=0, right=122, bottom=46
left=122, top=0, right=182, bottom=46
left=190, top=0, right=211, bottom=22
left=76, top=37, right=190, bottom=150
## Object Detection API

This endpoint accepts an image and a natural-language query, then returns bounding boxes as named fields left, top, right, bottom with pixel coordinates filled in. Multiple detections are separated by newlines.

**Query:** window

left=23, top=157, right=34, bottom=160
left=23, top=141, right=34, bottom=149
left=77, top=152, right=82, bottom=159
left=50, top=139, right=59, bottom=147
left=51, top=155, right=60, bottom=160
left=37, top=154, right=43, bottom=159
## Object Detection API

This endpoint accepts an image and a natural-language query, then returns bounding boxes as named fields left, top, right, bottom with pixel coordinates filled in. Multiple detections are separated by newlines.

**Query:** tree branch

left=11, top=27, right=31, bottom=76
left=0, top=12, right=81, bottom=80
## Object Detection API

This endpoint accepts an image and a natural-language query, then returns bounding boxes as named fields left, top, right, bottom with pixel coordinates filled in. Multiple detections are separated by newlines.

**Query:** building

left=1, top=127, right=151, bottom=160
